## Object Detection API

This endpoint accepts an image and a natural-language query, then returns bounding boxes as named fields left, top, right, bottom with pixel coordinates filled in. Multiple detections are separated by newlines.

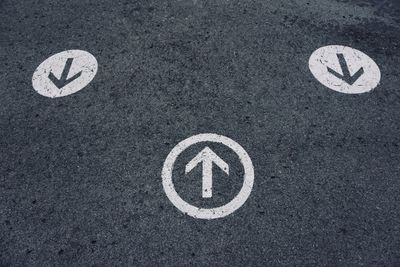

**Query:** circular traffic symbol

left=162, top=133, right=254, bottom=220
left=309, top=45, right=381, bottom=94
left=32, top=50, right=98, bottom=98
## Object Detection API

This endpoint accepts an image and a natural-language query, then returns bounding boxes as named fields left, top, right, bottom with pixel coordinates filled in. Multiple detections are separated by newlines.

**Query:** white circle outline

left=161, top=133, right=254, bottom=219
left=32, top=49, right=98, bottom=98
left=308, top=45, right=381, bottom=94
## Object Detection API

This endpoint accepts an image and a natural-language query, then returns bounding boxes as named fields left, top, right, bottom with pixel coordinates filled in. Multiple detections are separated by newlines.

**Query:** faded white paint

left=162, top=133, right=254, bottom=220
left=309, top=45, right=381, bottom=94
left=32, top=50, right=98, bottom=98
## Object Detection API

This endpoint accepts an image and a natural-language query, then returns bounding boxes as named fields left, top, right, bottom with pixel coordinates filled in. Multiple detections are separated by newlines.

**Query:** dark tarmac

left=1, top=0, right=400, bottom=265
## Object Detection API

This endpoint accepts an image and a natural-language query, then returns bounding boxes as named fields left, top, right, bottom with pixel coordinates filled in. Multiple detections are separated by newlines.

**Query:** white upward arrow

left=185, top=147, right=229, bottom=198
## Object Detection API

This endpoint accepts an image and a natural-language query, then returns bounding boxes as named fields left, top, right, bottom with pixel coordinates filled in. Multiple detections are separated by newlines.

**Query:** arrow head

left=185, top=147, right=229, bottom=175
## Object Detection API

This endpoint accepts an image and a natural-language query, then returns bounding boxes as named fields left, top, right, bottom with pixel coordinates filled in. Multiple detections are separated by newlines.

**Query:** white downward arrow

left=185, top=147, right=229, bottom=198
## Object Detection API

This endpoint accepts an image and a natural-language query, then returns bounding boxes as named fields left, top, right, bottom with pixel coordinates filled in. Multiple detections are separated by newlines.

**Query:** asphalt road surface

left=1, top=0, right=400, bottom=266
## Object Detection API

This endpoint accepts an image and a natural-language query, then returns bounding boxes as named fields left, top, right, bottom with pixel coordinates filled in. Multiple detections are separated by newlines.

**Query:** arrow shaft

left=336, top=53, right=351, bottom=78
left=202, top=160, right=213, bottom=198
left=60, top=58, right=74, bottom=80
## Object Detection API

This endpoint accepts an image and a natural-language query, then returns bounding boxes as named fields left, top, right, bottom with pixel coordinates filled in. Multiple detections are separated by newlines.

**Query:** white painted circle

left=309, top=45, right=381, bottom=94
left=32, top=50, right=98, bottom=98
left=162, top=133, right=254, bottom=220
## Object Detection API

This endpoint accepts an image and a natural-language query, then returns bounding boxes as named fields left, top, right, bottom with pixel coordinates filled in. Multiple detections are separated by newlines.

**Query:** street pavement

left=1, top=0, right=400, bottom=266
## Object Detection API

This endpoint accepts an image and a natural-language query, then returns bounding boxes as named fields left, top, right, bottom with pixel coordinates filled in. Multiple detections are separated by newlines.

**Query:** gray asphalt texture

left=1, top=0, right=400, bottom=266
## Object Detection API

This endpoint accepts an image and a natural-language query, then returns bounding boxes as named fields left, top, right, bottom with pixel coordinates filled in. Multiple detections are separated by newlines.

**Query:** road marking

left=162, top=133, right=254, bottom=220
left=48, top=58, right=82, bottom=89
left=32, top=50, right=98, bottom=98
left=185, top=147, right=229, bottom=198
left=309, top=45, right=381, bottom=94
